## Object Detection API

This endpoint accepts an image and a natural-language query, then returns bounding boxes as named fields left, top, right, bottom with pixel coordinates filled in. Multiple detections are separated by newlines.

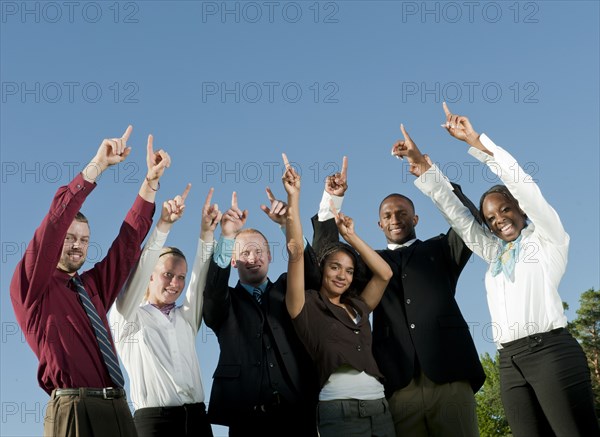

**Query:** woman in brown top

left=282, top=153, right=395, bottom=437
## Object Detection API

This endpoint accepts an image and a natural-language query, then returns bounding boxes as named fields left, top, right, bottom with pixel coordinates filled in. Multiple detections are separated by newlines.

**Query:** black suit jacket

left=312, top=185, right=485, bottom=396
left=202, top=245, right=320, bottom=427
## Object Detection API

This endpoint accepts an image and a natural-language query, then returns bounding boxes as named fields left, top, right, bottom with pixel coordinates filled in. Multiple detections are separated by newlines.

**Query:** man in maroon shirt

left=10, top=126, right=170, bottom=437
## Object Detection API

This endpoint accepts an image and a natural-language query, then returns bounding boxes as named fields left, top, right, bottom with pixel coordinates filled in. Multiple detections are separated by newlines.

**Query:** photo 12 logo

left=2, top=81, right=140, bottom=104
left=400, top=1, right=540, bottom=24
left=201, top=1, right=340, bottom=24
left=201, top=81, right=340, bottom=104
left=0, top=1, right=140, bottom=24
left=401, top=81, right=540, bottom=104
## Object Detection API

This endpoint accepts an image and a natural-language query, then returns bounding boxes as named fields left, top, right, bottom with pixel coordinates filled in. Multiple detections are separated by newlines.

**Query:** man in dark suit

left=203, top=191, right=319, bottom=437
left=312, top=153, right=485, bottom=437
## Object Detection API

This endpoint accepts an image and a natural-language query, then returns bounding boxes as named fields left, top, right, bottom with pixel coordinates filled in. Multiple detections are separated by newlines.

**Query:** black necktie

left=72, top=276, right=125, bottom=387
left=253, top=287, right=263, bottom=304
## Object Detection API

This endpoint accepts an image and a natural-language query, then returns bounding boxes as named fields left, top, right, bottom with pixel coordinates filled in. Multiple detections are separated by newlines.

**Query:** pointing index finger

left=282, top=153, right=291, bottom=170
left=265, top=187, right=276, bottom=202
left=231, top=191, right=238, bottom=209
left=400, top=123, right=411, bottom=142
left=203, top=187, right=214, bottom=208
left=442, top=101, right=451, bottom=117
left=181, top=183, right=192, bottom=202
left=122, top=125, right=133, bottom=142
left=341, top=156, right=348, bottom=178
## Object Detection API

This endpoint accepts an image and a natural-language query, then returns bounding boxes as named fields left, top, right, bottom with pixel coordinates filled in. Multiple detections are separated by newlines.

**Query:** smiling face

left=378, top=194, right=419, bottom=245
left=147, top=254, right=187, bottom=308
left=232, top=230, right=271, bottom=287
left=57, top=219, right=90, bottom=274
left=481, top=192, right=527, bottom=242
left=320, top=249, right=355, bottom=302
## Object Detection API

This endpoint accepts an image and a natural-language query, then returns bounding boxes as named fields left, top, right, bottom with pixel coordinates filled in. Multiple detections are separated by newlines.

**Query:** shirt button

left=269, top=363, right=274, bottom=368
left=357, top=345, right=362, bottom=351
left=354, top=330, right=359, bottom=335
left=76, top=184, right=81, bottom=189
left=406, top=299, right=411, bottom=304
left=402, top=273, right=407, bottom=279
left=410, top=323, right=415, bottom=329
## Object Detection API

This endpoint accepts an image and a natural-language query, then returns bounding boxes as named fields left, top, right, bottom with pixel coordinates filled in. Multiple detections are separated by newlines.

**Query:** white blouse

left=414, top=134, right=568, bottom=346
left=109, top=227, right=215, bottom=409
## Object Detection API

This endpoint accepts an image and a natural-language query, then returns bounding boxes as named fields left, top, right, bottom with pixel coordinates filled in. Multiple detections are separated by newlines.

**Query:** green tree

left=476, top=352, right=512, bottom=436
left=569, top=287, right=600, bottom=415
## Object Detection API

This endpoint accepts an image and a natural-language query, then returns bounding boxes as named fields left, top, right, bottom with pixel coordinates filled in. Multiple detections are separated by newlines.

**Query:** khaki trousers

left=43, top=388, right=137, bottom=437
left=387, top=371, right=479, bottom=437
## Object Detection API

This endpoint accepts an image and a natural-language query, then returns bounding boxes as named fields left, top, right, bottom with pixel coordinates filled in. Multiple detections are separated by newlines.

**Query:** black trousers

left=227, top=403, right=318, bottom=437
left=133, top=403, right=213, bottom=437
left=499, top=328, right=600, bottom=437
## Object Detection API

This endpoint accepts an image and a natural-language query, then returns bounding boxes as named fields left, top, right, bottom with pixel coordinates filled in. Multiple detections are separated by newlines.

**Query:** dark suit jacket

left=312, top=185, right=485, bottom=396
left=202, top=245, right=320, bottom=427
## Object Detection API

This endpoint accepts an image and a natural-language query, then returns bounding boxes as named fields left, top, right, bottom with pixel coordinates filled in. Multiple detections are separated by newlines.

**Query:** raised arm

left=181, top=188, right=221, bottom=332
left=113, top=184, right=191, bottom=326
left=88, top=134, right=171, bottom=308
left=11, top=126, right=135, bottom=311
left=203, top=192, right=247, bottom=329
left=442, top=103, right=568, bottom=245
left=331, top=205, right=392, bottom=311
left=283, top=154, right=305, bottom=319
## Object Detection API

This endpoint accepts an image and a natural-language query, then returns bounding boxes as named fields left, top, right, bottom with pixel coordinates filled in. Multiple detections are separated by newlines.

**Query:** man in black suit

left=312, top=153, right=485, bottom=437
left=203, top=191, right=319, bottom=437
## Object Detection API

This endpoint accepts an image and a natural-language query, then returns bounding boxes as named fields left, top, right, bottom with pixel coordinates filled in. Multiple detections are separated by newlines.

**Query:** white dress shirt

left=414, top=134, right=569, bottom=346
left=109, top=227, right=215, bottom=409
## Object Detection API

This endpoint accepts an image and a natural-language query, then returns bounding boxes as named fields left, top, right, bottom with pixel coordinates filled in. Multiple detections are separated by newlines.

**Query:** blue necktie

left=253, top=287, right=263, bottom=304
left=72, top=276, right=125, bottom=387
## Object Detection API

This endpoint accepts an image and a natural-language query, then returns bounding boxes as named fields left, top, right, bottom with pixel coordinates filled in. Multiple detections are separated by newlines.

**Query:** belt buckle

left=103, top=387, right=116, bottom=400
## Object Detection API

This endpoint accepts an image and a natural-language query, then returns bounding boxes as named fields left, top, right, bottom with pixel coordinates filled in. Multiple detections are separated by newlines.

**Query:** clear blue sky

left=1, top=1, right=598, bottom=435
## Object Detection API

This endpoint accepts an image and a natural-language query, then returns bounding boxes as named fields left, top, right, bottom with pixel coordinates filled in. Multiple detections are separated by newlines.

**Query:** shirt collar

left=387, top=238, right=417, bottom=251
left=241, top=281, right=268, bottom=295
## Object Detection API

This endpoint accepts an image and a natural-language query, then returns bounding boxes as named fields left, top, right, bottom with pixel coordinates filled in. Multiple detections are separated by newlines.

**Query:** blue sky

left=1, top=1, right=599, bottom=435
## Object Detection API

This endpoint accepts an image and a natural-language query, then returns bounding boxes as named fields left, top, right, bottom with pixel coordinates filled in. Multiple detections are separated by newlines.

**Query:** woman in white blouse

left=109, top=185, right=221, bottom=437
left=392, top=103, right=599, bottom=437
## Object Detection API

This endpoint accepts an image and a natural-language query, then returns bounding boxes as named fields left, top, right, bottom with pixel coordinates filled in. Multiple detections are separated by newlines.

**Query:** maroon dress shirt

left=10, top=173, right=154, bottom=394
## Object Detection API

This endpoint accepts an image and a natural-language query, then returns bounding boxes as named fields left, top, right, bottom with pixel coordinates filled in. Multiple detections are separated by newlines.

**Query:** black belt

left=54, top=387, right=126, bottom=399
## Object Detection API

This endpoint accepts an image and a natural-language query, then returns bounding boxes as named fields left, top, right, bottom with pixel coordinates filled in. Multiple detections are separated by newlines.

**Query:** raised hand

left=281, top=153, right=301, bottom=196
left=145, top=134, right=171, bottom=185
left=201, top=187, right=222, bottom=235
left=325, top=156, right=348, bottom=196
left=260, top=187, right=288, bottom=226
left=83, top=125, right=133, bottom=182
left=441, top=102, right=480, bottom=144
left=330, top=201, right=355, bottom=241
left=160, top=183, right=192, bottom=226
left=220, top=192, right=248, bottom=238
left=391, top=124, right=431, bottom=177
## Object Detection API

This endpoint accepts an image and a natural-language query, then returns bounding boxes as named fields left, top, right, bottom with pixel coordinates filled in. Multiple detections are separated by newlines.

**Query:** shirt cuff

left=318, top=191, right=344, bottom=221
left=213, top=235, right=234, bottom=268
left=68, top=173, right=96, bottom=195
left=468, top=133, right=496, bottom=162
left=413, top=164, right=453, bottom=194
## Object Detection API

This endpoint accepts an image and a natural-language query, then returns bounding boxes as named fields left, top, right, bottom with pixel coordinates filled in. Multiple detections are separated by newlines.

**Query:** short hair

left=74, top=211, right=88, bottom=224
left=234, top=228, right=271, bottom=254
left=478, top=185, right=527, bottom=227
left=317, top=242, right=367, bottom=301
left=158, top=246, right=187, bottom=263
left=379, top=193, right=415, bottom=215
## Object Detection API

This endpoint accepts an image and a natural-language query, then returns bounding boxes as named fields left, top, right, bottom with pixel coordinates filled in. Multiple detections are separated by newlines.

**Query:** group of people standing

left=10, top=104, right=599, bottom=437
